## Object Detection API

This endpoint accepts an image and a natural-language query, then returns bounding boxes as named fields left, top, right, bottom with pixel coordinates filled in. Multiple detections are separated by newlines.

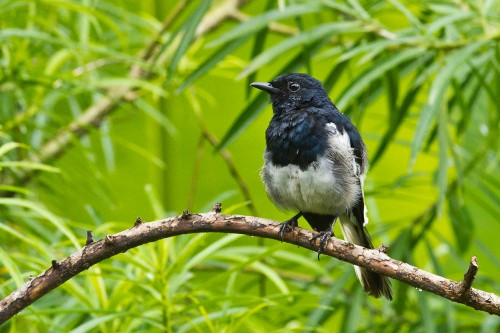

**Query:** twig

left=457, top=256, right=479, bottom=298
left=1, top=212, right=499, bottom=323
left=85, top=230, right=94, bottom=245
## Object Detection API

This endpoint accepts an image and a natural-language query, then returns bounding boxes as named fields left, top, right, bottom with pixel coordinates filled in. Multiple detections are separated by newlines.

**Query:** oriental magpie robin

left=251, top=73, right=392, bottom=300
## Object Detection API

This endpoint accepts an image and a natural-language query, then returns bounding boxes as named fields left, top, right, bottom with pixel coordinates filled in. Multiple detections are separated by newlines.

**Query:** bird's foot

left=278, top=213, right=301, bottom=241
left=310, top=229, right=334, bottom=260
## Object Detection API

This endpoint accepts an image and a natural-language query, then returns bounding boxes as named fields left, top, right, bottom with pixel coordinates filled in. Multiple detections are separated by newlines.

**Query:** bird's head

left=250, top=73, right=331, bottom=114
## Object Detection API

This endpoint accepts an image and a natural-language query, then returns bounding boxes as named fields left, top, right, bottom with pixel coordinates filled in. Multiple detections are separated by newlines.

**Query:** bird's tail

left=339, top=213, right=393, bottom=300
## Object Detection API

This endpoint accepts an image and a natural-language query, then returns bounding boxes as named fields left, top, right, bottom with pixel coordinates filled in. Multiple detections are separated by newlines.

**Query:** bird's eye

left=288, top=82, right=300, bottom=92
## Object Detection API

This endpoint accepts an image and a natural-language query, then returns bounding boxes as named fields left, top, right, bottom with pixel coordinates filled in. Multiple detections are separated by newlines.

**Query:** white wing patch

left=360, top=175, right=369, bottom=226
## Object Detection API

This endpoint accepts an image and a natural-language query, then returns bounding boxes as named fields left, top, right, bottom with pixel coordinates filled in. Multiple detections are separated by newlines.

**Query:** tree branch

left=1, top=211, right=499, bottom=324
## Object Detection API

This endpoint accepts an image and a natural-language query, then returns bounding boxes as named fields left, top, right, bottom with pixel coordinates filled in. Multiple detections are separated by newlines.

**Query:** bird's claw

left=278, top=218, right=299, bottom=241
left=310, top=229, right=334, bottom=260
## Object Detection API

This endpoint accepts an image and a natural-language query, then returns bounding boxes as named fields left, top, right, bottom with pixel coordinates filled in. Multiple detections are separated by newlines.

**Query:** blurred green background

left=1, top=0, right=499, bottom=331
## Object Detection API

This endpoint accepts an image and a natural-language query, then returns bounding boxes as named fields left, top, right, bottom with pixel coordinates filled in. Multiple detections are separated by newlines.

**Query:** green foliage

left=1, top=0, right=499, bottom=331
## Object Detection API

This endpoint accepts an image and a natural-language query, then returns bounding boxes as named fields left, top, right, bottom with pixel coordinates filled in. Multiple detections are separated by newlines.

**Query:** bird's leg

left=310, top=223, right=335, bottom=260
left=278, top=212, right=302, bottom=241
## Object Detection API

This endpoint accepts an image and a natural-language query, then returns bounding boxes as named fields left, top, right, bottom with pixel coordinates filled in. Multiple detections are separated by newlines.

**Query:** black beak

left=250, top=82, right=281, bottom=94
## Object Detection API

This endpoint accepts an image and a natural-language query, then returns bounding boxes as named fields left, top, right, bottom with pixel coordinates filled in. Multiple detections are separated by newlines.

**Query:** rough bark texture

left=1, top=212, right=499, bottom=324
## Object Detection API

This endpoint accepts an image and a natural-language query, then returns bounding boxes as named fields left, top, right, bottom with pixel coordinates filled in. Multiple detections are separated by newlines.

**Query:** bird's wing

left=325, top=111, right=369, bottom=229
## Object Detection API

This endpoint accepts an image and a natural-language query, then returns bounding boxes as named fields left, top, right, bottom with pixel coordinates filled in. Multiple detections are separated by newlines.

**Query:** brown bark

left=1, top=211, right=499, bottom=324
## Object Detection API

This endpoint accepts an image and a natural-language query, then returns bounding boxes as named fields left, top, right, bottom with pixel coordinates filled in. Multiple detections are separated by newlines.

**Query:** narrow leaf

left=448, top=193, right=474, bottom=253
left=240, top=22, right=365, bottom=79
left=208, top=3, right=322, bottom=47
left=410, top=41, right=488, bottom=168
left=436, top=106, right=449, bottom=215
left=168, top=0, right=211, bottom=77
left=177, top=37, right=248, bottom=93
left=0, top=161, right=60, bottom=172
left=0, top=142, right=28, bottom=157
left=336, top=47, right=427, bottom=109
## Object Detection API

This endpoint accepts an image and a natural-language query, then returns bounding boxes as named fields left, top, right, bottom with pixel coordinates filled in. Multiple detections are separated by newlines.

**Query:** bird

left=251, top=73, right=392, bottom=300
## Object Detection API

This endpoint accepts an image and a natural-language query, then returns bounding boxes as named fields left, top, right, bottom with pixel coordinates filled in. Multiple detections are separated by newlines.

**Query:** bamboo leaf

left=168, top=0, right=211, bottom=77
left=0, top=248, right=24, bottom=287
left=183, top=234, right=242, bottom=271
left=92, top=78, right=167, bottom=97
left=177, top=37, right=248, bottom=93
left=340, top=288, right=364, bottom=333
left=448, top=193, right=474, bottom=253
left=387, top=0, right=423, bottom=30
left=0, top=28, right=63, bottom=45
left=323, top=59, right=350, bottom=92
left=239, top=22, right=365, bottom=79
left=370, top=81, right=422, bottom=167
left=0, top=142, right=28, bottom=157
left=0, top=198, right=79, bottom=248
left=0, top=161, right=60, bottom=172
left=410, top=41, right=488, bottom=169
left=385, top=70, right=399, bottom=125
left=208, top=3, right=322, bottom=47
left=250, top=261, right=290, bottom=295
left=305, top=270, right=352, bottom=331
left=134, top=98, right=177, bottom=136
left=436, top=106, right=449, bottom=215
left=336, top=47, right=427, bottom=109
left=417, top=290, right=436, bottom=333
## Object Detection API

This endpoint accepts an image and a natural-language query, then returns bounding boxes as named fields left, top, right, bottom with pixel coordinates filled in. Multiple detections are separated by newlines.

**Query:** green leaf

left=168, top=0, right=211, bottom=78
left=177, top=37, right=248, bottom=93
left=323, top=59, right=350, bottom=92
left=0, top=161, right=60, bottom=173
left=417, top=290, right=436, bottom=333
left=385, top=70, right=399, bottom=125
left=0, top=28, right=63, bottom=45
left=448, top=193, right=474, bottom=253
left=71, top=313, right=130, bottom=333
left=387, top=0, right=423, bottom=30
left=177, top=307, right=248, bottom=333
left=208, top=3, right=322, bottom=47
left=0, top=142, right=28, bottom=157
left=134, top=98, right=177, bottom=136
left=340, top=287, right=363, bottom=333
left=436, top=105, right=449, bottom=215
left=0, top=198, right=79, bottom=248
left=410, top=41, right=488, bottom=168
left=305, top=270, right=351, bottom=332
left=336, top=47, right=427, bottom=109
left=0, top=247, right=24, bottom=287
left=426, top=11, right=476, bottom=35
left=183, top=234, right=242, bottom=271
left=239, top=22, right=364, bottom=79
left=92, top=78, right=167, bottom=97
left=250, top=261, right=290, bottom=295
left=370, top=81, right=422, bottom=167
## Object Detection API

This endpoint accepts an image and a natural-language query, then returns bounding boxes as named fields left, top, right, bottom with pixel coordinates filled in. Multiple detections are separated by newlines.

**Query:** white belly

left=261, top=156, right=360, bottom=215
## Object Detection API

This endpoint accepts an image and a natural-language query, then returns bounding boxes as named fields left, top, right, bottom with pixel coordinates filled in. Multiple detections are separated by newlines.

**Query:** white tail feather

left=339, top=213, right=365, bottom=287
left=339, top=213, right=393, bottom=300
